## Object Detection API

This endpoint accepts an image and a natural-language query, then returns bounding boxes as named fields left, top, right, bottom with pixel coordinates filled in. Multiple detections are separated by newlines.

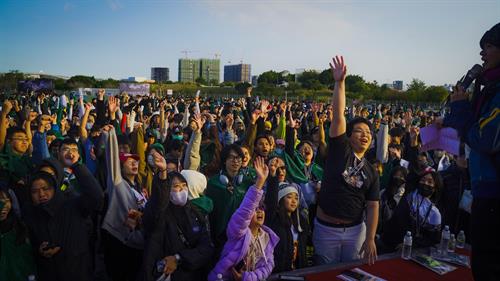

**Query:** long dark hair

left=0, top=187, right=29, bottom=245
left=277, top=194, right=300, bottom=231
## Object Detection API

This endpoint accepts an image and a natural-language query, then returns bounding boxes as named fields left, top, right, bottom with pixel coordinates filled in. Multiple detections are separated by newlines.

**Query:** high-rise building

left=200, top=59, right=220, bottom=84
left=151, top=67, right=169, bottom=83
left=251, top=75, right=259, bottom=86
left=178, top=58, right=220, bottom=83
left=393, top=80, right=403, bottom=91
left=224, top=64, right=251, bottom=83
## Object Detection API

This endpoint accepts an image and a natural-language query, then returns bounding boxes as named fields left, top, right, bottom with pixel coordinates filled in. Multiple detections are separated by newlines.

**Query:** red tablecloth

left=306, top=250, right=473, bottom=281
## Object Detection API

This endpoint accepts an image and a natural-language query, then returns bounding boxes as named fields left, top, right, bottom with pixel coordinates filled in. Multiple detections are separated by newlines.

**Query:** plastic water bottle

left=216, top=273, right=224, bottom=281
left=401, top=231, right=412, bottom=260
left=439, top=225, right=451, bottom=256
left=456, top=230, right=466, bottom=249
left=448, top=234, right=456, bottom=253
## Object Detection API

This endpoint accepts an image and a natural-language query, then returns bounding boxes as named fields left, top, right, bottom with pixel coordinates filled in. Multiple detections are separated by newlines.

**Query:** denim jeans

left=312, top=218, right=366, bottom=265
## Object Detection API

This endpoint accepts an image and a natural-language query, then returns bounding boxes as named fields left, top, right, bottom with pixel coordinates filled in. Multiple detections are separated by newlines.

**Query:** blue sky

left=1, top=0, right=499, bottom=86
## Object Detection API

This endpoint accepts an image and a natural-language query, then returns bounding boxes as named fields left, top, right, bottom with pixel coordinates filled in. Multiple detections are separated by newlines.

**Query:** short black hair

left=220, top=144, right=244, bottom=169
left=7, top=127, right=26, bottom=140
left=346, top=117, right=372, bottom=137
left=61, top=138, right=78, bottom=147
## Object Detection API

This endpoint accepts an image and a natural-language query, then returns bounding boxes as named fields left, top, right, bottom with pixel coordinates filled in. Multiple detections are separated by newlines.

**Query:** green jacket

left=0, top=229, right=36, bottom=281
left=0, top=145, right=33, bottom=183
left=205, top=172, right=253, bottom=248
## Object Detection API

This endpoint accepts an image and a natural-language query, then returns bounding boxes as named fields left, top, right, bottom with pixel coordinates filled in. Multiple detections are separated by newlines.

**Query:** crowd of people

left=0, top=23, right=499, bottom=281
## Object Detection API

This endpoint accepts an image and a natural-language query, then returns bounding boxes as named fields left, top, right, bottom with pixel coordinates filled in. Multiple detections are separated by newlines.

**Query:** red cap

left=119, top=153, right=140, bottom=162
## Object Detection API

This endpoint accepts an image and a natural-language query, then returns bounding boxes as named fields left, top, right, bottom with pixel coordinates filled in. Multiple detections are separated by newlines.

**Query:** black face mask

left=418, top=183, right=434, bottom=198
left=392, top=177, right=406, bottom=187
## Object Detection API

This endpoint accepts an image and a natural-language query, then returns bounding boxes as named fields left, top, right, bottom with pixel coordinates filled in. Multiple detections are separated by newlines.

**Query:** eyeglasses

left=227, top=155, right=243, bottom=163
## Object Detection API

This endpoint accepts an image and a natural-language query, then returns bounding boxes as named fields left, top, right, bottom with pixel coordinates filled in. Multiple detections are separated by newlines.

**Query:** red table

left=305, top=249, right=473, bottom=281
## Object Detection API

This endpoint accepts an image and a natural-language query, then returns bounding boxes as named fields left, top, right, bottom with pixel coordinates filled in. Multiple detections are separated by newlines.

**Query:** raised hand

left=2, top=100, right=13, bottom=114
left=27, top=111, right=38, bottom=122
left=193, top=113, right=206, bottom=132
left=250, top=109, right=261, bottom=125
left=330, top=55, right=347, bottom=82
left=287, top=110, right=297, bottom=128
left=260, top=100, right=270, bottom=114
left=153, top=150, right=167, bottom=171
left=253, top=156, right=269, bottom=188
left=84, top=102, right=92, bottom=113
left=268, top=157, right=279, bottom=177
left=225, top=113, right=234, bottom=130
left=108, top=96, right=118, bottom=114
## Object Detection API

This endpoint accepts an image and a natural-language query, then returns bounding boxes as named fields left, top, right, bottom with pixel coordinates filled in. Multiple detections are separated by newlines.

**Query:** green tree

left=0, top=70, right=24, bottom=92
left=258, top=71, right=279, bottom=85
left=423, top=86, right=449, bottom=103
left=407, top=78, right=426, bottom=92
left=195, top=77, right=207, bottom=85
left=298, top=70, right=323, bottom=90
left=345, top=75, right=368, bottom=93
left=66, top=75, right=97, bottom=88
left=235, top=82, right=252, bottom=94
left=318, top=69, right=334, bottom=86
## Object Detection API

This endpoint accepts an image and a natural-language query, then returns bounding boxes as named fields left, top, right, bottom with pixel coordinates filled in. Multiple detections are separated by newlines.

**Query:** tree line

left=0, top=70, right=448, bottom=103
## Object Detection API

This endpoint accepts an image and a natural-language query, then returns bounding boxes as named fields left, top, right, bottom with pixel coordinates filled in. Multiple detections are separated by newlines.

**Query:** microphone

left=457, top=64, right=483, bottom=90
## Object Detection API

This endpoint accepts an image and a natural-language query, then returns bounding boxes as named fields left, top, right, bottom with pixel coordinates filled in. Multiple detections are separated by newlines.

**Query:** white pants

left=312, top=219, right=366, bottom=265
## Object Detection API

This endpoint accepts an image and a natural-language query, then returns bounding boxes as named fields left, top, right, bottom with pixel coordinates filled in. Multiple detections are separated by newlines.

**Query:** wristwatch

left=174, top=254, right=182, bottom=265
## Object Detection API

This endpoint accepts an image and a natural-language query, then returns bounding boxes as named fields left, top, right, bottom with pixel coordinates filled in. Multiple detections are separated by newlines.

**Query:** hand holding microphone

left=450, top=64, right=483, bottom=102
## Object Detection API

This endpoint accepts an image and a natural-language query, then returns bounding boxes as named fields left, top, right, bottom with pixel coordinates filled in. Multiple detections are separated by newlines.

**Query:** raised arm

left=329, top=56, right=347, bottom=138
left=0, top=100, right=13, bottom=151
left=183, top=113, right=205, bottom=171
left=80, top=102, right=92, bottom=142
left=104, top=126, right=123, bottom=186
left=226, top=157, right=268, bottom=239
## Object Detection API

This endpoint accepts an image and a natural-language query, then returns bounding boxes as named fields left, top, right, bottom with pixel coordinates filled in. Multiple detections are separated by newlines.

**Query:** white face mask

left=170, top=189, right=188, bottom=206
left=147, top=154, right=155, bottom=167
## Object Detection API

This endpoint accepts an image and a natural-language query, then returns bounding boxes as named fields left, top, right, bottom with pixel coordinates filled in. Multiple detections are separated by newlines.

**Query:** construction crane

left=180, top=50, right=198, bottom=59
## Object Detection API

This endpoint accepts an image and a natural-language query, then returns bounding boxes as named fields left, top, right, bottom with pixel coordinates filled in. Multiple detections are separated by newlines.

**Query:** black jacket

left=264, top=176, right=310, bottom=273
left=142, top=175, right=214, bottom=281
left=23, top=163, right=103, bottom=281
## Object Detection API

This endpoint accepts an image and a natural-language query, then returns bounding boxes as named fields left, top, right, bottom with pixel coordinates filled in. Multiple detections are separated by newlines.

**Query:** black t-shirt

left=318, top=133, right=380, bottom=221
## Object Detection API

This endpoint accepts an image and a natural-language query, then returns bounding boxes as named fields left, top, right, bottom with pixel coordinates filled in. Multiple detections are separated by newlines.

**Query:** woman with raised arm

left=209, top=157, right=279, bottom=281
left=313, top=56, right=380, bottom=266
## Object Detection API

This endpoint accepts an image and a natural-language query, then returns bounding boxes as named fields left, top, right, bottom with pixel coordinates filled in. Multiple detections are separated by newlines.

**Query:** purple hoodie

left=209, top=186, right=279, bottom=281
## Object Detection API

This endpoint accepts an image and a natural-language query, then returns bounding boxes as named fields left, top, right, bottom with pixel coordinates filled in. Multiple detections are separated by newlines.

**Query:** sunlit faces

left=274, top=158, right=287, bottom=182
left=225, top=151, right=243, bottom=175
left=9, top=132, right=29, bottom=154
left=299, top=142, right=314, bottom=164
left=282, top=192, right=298, bottom=213
left=58, top=143, right=80, bottom=167
left=0, top=191, right=12, bottom=221
left=31, top=178, right=55, bottom=205
left=122, top=158, right=139, bottom=176
left=241, top=146, right=251, bottom=168
left=481, top=43, right=500, bottom=70
left=250, top=207, right=265, bottom=227
left=349, top=123, right=372, bottom=155
left=170, top=177, right=188, bottom=192
left=255, top=137, right=271, bottom=157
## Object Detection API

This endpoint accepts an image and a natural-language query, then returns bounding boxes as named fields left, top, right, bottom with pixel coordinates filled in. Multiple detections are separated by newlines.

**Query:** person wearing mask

left=378, top=166, right=408, bottom=234
left=313, top=56, right=379, bottom=266
left=209, top=157, right=279, bottom=281
left=0, top=182, right=36, bottom=281
left=23, top=160, right=103, bottom=281
left=381, top=171, right=443, bottom=251
left=142, top=160, right=214, bottom=281
left=441, top=22, right=500, bottom=281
